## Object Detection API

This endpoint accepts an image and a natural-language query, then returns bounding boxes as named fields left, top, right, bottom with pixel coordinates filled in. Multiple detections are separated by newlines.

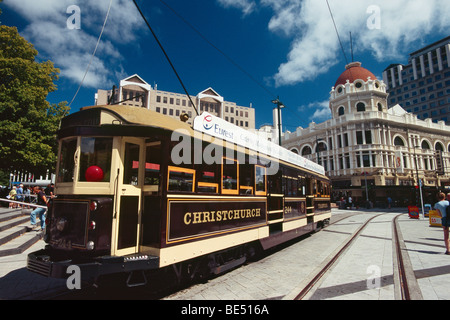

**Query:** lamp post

left=413, top=146, right=425, bottom=219
left=315, top=136, right=325, bottom=165
left=271, top=97, right=285, bottom=146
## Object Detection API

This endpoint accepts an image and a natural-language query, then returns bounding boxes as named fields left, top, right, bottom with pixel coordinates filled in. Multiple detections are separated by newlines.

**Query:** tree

left=0, top=24, right=69, bottom=176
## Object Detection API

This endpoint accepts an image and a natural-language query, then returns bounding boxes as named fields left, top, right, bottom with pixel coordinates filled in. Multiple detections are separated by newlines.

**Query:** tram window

left=79, top=137, right=113, bottom=182
left=312, top=179, right=317, bottom=195
left=168, top=166, right=195, bottom=192
left=123, top=143, right=140, bottom=185
left=58, top=138, right=77, bottom=183
left=282, top=176, right=297, bottom=197
left=298, top=176, right=306, bottom=196
left=222, top=157, right=238, bottom=194
left=239, top=164, right=253, bottom=195
left=145, top=143, right=161, bottom=186
left=255, top=165, right=266, bottom=195
left=268, top=171, right=282, bottom=194
left=197, top=164, right=218, bottom=193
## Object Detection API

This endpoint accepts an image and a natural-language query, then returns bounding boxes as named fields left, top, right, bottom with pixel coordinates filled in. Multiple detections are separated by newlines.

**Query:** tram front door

left=113, top=138, right=144, bottom=256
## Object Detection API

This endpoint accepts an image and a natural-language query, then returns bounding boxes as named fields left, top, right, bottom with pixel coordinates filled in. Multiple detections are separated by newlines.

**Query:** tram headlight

left=86, top=241, right=95, bottom=250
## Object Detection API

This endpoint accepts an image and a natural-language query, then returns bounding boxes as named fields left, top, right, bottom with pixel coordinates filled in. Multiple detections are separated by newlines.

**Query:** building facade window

left=356, top=102, right=366, bottom=112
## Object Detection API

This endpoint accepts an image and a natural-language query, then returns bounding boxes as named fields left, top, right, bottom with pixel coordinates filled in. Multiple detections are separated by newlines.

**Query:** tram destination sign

left=193, top=112, right=325, bottom=176
left=167, top=199, right=267, bottom=243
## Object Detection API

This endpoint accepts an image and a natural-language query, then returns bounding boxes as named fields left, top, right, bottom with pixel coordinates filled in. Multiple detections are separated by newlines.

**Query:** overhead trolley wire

left=325, top=0, right=349, bottom=66
left=132, top=0, right=199, bottom=116
left=68, top=0, right=113, bottom=108
left=325, top=0, right=361, bottom=101
left=155, top=0, right=312, bottom=129
left=157, top=0, right=277, bottom=100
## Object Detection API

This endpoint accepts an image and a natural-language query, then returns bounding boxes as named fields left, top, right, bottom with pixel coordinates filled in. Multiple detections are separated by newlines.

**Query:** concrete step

left=0, top=228, right=43, bottom=257
left=0, top=209, right=28, bottom=223
left=0, top=208, right=43, bottom=257
left=0, top=214, right=30, bottom=232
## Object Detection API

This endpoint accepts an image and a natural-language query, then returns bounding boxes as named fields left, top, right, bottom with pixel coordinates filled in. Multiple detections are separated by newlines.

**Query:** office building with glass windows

left=383, top=36, right=450, bottom=124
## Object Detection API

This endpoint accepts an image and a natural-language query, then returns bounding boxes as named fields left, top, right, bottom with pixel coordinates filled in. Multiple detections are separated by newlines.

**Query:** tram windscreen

left=58, top=138, right=77, bottom=183
left=79, top=137, right=113, bottom=182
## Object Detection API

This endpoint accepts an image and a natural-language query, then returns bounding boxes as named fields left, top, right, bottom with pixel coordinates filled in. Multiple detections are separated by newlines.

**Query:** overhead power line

left=155, top=0, right=312, bottom=128
left=68, top=0, right=113, bottom=108
left=132, top=0, right=199, bottom=116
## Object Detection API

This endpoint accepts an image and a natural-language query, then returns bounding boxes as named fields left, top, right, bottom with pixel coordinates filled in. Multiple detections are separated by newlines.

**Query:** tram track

left=288, top=211, right=422, bottom=300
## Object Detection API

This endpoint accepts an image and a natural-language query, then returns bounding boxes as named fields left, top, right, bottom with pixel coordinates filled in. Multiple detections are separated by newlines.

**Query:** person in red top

left=30, top=186, right=48, bottom=231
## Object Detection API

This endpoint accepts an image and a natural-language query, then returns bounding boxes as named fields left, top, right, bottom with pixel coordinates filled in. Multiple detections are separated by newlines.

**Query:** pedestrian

left=434, top=192, right=450, bottom=255
left=30, top=186, right=48, bottom=231
left=8, top=186, right=17, bottom=209
left=387, top=196, right=392, bottom=209
left=16, top=183, right=24, bottom=208
left=24, top=186, right=31, bottom=209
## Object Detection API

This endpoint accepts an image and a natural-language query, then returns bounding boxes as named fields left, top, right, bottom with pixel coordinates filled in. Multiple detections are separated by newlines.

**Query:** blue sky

left=1, top=0, right=450, bottom=130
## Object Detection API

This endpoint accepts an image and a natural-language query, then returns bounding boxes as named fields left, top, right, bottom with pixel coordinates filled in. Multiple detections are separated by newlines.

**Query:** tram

left=27, top=104, right=331, bottom=287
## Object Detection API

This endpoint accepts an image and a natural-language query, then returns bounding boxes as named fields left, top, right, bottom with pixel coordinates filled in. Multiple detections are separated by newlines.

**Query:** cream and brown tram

left=27, top=105, right=331, bottom=287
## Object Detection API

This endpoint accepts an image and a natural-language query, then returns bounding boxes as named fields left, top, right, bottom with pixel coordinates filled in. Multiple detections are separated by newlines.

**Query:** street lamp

left=413, top=145, right=425, bottom=219
left=315, top=136, right=325, bottom=164
left=271, top=97, right=285, bottom=146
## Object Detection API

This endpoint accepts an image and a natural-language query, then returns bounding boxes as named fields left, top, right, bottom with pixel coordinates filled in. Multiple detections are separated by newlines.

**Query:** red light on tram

left=85, top=166, right=104, bottom=182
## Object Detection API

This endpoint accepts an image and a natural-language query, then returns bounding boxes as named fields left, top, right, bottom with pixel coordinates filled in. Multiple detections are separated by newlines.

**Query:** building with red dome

left=283, top=62, right=450, bottom=208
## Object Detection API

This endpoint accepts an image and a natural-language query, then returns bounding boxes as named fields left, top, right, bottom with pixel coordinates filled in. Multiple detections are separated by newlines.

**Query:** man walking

left=30, top=186, right=48, bottom=231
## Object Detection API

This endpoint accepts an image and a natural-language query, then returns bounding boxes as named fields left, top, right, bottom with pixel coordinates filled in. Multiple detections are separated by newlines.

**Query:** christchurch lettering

left=184, top=208, right=261, bottom=225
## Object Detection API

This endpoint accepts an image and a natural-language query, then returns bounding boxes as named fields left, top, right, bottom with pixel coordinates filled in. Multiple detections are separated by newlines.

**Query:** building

left=383, top=36, right=450, bottom=124
left=95, top=74, right=255, bottom=129
left=283, top=62, right=450, bottom=207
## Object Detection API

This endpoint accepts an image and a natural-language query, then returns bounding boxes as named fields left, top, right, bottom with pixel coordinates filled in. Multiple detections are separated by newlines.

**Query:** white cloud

left=3, top=0, right=144, bottom=89
left=297, top=100, right=331, bottom=122
left=221, top=0, right=450, bottom=86
left=216, top=0, right=257, bottom=16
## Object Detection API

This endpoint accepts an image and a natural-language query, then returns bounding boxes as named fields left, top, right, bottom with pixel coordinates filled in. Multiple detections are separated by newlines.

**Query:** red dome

left=335, top=62, right=377, bottom=87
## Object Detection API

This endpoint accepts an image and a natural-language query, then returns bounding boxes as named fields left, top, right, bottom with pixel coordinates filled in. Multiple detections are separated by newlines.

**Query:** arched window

left=356, top=102, right=366, bottom=112
left=338, top=106, right=345, bottom=116
left=377, top=103, right=383, bottom=111
left=290, top=148, right=299, bottom=154
left=435, top=142, right=444, bottom=151
left=394, top=136, right=405, bottom=146
left=421, top=140, right=431, bottom=149
left=301, top=146, right=312, bottom=156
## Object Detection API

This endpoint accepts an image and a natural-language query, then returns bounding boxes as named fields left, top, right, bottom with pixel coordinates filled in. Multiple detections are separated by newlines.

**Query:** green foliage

left=0, top=24, right=70, bottom=175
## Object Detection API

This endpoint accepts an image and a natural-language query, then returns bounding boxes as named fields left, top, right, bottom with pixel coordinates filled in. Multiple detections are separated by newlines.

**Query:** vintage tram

left=27, top=104, right=331, bottom=287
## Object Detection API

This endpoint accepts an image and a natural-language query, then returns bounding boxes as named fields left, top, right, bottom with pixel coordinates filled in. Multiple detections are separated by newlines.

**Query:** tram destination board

left=167, top=199, right=266, bottom=243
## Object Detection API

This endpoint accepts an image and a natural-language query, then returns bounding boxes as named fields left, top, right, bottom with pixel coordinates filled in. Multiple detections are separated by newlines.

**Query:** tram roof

left=80, top=104, right=193, bottom=133
left=71, top=105, right=326, bottom=177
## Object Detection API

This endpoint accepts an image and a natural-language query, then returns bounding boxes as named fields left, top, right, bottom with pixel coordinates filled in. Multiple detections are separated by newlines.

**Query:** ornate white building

left=283, top=62, right=450, bottom=207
